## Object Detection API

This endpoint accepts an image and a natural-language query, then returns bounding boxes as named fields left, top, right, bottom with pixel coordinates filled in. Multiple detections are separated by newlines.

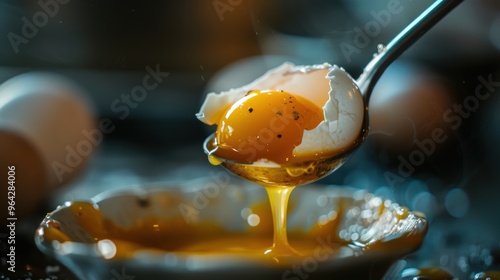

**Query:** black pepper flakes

left=137, top=197, right=150, bottom=207
left=277, top=134, right=282, bottom=138
left=248, top=108, right=253, bottom=113
left=276, top=111, right=283, bottom=116
left=292, top=111, right=300, bottom=120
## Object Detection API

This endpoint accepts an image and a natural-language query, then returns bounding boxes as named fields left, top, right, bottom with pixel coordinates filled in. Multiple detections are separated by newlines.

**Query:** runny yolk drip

left=215, top=90, right=323, bottom=164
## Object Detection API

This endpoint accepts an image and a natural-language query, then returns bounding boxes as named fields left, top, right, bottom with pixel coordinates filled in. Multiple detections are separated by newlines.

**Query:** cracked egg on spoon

left=197, top=62, right=366, bottom=168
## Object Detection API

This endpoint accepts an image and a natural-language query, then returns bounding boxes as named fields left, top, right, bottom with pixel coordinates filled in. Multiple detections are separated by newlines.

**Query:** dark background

left=1, top=0, right=500, bottom=279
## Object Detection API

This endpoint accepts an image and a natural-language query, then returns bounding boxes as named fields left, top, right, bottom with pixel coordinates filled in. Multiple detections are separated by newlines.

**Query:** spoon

left=357, top=0, right=463, bottom=103
left=205, top=0, right=464, bottom=188
left=203, top=0, right=463, bottom=260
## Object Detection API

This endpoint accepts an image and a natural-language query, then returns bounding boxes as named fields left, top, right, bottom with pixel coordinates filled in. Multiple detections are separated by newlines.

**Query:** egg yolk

left=215, top=90, right=323, bottom=164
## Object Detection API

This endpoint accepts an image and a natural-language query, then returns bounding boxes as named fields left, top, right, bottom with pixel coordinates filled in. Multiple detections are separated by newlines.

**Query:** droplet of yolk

left=214, top=90, right=323, bottom=164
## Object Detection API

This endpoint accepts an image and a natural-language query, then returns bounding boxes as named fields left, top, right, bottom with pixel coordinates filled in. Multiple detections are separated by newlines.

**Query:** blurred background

left=0, top=0, right=500, bottom=279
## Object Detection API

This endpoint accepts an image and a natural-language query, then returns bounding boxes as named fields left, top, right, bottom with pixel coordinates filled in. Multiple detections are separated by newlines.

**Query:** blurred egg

left=0, top=129, right=47, bottom=220
left=204, top=55, right=306, bottom=93
left=0, top=72, right=95, bottom=220
left=369, top=61, right=455, bottom=153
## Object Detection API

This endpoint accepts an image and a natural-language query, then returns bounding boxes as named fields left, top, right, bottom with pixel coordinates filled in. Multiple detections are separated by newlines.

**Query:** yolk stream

left=215, top=90, right=323, bottom=164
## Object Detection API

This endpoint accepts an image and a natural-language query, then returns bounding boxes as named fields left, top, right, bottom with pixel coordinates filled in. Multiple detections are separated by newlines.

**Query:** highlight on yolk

left=214, top=90, right=323, bottom=164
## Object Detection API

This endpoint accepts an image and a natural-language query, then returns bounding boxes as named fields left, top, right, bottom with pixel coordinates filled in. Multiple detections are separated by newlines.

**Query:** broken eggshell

left=196, top=62, right=365, bottom=160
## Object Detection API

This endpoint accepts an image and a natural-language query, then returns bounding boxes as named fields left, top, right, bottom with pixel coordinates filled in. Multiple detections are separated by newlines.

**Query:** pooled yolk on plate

left=215, top=90, right=323, bottom=164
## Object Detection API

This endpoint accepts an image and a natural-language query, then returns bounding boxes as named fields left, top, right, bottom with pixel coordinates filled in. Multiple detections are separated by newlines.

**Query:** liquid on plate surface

left=40, top=195, right=425, bottom=265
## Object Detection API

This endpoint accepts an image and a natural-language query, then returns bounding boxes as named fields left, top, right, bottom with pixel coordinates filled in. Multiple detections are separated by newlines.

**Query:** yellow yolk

left=215, top=90, right=323, bottom=164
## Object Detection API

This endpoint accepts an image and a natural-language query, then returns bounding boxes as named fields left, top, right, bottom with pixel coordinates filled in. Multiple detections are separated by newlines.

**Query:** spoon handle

left=356, top=0, right=463, bottom=103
